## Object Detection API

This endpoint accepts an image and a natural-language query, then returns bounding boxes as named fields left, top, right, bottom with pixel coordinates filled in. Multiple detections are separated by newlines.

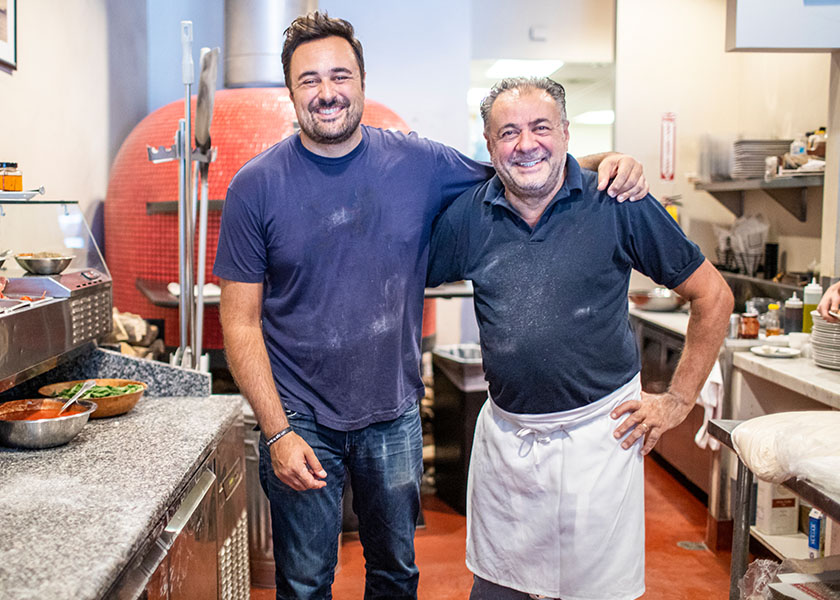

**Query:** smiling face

left=485, top=87, right=570, bottom=205
left=288, top=36, right=366, bottom=156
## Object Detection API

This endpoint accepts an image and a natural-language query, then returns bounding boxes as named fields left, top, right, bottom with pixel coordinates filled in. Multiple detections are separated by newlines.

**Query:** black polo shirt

left=427, top=155, right=705, bottom=414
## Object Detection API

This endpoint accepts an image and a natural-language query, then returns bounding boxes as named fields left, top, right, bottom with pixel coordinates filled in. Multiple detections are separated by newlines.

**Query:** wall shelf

left=695, top=175, right=824, bottom=222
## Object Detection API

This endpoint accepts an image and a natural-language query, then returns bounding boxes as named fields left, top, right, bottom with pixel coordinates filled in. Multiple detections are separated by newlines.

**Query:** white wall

left=616, top=0, right=830, bottom=274
left=0, top=1, right=146, bottom=239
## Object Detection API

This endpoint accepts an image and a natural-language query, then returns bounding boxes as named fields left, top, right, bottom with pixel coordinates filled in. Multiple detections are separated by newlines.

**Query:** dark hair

left=281, top=11, right=365, bottom=89
left=480, top=77, right=567, bottom=131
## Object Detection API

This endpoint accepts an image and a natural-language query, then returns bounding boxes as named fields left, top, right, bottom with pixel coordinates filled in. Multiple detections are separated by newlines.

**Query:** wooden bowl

left=38, top=378, right=147, bottom=419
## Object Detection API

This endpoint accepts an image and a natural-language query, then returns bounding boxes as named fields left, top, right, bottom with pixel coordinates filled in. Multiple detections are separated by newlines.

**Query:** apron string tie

left=515, top=427, right=565, bottom=463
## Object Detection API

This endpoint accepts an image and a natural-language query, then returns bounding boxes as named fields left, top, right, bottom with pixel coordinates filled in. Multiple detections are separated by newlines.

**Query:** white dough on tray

left=732, top=411, right=840, bottom=495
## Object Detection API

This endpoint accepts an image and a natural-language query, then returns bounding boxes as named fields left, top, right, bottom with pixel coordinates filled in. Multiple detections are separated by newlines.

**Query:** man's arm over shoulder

left=611, top=260, right=733, bottom=454
left=219, top=279, right=327, bottom=491
left=577, top=152, right=649, bottom=202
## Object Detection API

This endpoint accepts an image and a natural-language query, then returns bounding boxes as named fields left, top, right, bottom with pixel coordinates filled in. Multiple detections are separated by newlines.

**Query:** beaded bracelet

left=266, top=426, right=294, bottom=447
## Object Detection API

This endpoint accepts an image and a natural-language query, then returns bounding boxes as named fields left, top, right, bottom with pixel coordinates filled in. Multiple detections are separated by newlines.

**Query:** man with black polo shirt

left=427, top=77, right=733, bottom=600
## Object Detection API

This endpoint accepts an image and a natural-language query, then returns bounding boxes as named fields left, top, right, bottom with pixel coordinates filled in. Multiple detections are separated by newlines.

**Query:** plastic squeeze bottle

left=765, top=304, right=782, bottom=336
left=802, top=278, right=823, bottom=333
left=784, top=292, right=803, bottom=333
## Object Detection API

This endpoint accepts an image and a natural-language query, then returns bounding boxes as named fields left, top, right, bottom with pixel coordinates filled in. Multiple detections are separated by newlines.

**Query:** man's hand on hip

left=270, top=433, right=328, bottom=491
left=610, top=391, right=693, bottom=456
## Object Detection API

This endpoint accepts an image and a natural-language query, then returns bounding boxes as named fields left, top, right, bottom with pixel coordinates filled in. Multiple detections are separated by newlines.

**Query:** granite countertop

left=628, top=306, right=691, bottom=336
left=0, top=394, right=242, bottom=600
left=733, top=352, right=840, bottom=411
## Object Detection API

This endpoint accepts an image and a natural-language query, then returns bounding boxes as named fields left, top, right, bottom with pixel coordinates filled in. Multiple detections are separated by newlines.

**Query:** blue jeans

left=259, top=403, right=423, bottom=600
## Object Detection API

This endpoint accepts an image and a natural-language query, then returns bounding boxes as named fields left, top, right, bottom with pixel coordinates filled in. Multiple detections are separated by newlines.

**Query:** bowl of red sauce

left=0, top=398, right=97, bottom=449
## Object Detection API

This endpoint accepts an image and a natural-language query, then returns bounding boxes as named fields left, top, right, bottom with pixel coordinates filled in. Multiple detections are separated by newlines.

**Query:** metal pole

left=180, top=21, right=196, bottom=368
left=176, top=120, right=189, bottom=362
left=730, top=459, right=754, bottom=600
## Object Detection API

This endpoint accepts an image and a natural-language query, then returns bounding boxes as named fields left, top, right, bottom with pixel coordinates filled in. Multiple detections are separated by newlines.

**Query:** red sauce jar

left=739, top=311, right=759, bottom=339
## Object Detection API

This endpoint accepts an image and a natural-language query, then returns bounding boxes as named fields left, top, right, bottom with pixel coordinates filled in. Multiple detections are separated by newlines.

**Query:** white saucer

left=750, top=345, right=801, bottom=358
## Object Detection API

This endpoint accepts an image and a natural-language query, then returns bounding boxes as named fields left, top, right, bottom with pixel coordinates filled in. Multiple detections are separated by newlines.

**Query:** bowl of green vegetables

left=39, top=379, right=147, bottom=419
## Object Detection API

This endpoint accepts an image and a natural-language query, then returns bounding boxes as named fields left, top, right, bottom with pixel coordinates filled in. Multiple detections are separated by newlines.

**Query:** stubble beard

left=299, top=98, right=364, bottom=146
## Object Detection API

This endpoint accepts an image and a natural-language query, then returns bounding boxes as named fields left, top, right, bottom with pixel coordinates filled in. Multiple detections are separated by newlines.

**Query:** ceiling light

left=485, top=59, right=565, bottom=79
left=573, top=110, right=615, bottom=125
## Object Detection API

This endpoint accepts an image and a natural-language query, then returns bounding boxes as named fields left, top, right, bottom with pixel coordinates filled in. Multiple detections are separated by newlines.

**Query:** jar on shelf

left=1, top=162, right=22, bottom=191
left=739, top=311, right=759, bottom=339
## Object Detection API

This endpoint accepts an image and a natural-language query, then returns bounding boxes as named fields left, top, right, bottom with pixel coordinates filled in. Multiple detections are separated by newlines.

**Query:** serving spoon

left=58, top=379, right=96, bottom=416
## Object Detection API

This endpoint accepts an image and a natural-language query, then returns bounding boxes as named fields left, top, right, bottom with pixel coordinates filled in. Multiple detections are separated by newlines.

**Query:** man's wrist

left=266, top=426, right=294, bottom=447
left=666, top=388, right=693, bottom=407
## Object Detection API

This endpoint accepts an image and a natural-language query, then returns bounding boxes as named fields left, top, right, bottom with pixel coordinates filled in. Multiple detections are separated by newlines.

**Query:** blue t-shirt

left=427, top=155, right=705, bottom=414
left=214, top=125, right=492, bottom=430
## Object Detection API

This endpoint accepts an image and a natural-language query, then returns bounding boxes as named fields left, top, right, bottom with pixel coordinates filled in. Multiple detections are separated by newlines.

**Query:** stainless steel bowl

left=0, top=399, right=97, bottom=449
left=14, top=255, right=74, bottom=275
left=628, top=288, right=687, bottom=312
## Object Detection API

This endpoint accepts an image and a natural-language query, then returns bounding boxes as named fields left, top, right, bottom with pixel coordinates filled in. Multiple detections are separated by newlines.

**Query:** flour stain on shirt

left=368, top=275, right=404, bottom=337
left=371, top=315, right=393, bottom=335
left=574, top=306, right=592, bottom=319
left=326, top=207, right=353, bottom=229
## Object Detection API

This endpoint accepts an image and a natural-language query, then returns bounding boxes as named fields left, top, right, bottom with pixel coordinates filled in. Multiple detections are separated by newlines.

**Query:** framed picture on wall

left=0, top=0, right=16, bottom=70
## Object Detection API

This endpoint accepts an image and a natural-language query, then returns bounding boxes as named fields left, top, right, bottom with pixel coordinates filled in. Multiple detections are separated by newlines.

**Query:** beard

left=298, top=97, right=364, bottom=146
left=492, top=151, right=567, bottom=201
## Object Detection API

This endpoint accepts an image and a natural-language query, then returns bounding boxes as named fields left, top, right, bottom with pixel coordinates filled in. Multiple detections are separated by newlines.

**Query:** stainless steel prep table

left=709, top=418, right=840, bottom=600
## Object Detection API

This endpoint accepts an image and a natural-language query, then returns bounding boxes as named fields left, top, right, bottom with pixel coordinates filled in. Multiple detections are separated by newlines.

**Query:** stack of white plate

left=730, top=139, right=792, bottom=179
left=811, top=311, right=840, bottom=370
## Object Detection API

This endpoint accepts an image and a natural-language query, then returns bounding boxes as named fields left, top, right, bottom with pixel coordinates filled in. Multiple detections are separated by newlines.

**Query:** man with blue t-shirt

left=214, top=12, right=650, bottom=600
left=427, top=77, right=733, bottom=600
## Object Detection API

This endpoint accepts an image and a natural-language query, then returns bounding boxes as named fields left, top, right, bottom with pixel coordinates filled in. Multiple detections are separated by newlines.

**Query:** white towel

left=694, top=360, right=723, bottom=451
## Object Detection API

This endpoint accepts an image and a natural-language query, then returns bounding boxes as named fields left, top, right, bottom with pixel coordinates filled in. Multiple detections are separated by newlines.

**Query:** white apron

left=466, top=374, right=645, bottom=600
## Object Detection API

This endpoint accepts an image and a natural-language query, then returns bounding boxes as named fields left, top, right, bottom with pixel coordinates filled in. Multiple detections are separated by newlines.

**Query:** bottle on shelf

left=790, top=134, right=808, bottom=156
left=802, top=278, right=823, bottom=334
left=784, top=292, right=803, bottom=333
left=765, top=304, right=782, bottom=337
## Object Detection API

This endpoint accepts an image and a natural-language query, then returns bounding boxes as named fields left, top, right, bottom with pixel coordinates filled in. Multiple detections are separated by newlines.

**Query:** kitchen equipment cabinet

left=108, top=420, right=249, bottom=600
left=0, top=198, right=112, bottom=393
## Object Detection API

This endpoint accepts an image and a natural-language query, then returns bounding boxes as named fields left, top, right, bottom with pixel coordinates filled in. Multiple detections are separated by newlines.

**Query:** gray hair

left=480, top=77, right=567, bottom=131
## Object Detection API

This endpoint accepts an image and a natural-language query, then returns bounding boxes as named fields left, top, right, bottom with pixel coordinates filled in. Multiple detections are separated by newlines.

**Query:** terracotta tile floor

left=252, top=456, right=731, bottom=599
